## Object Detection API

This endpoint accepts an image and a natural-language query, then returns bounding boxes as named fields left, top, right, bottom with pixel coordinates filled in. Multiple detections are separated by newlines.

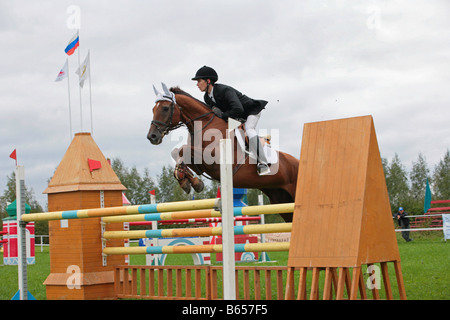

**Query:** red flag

left=148, top=190, right=156, bottom=196
left=9, top=149, right=17, bottom=165
left=88, top=158, right=102, bottom=172
left=122, top=193, right=131, bottom=205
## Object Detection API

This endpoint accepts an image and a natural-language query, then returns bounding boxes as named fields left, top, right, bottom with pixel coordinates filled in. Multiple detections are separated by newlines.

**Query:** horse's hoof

left=179, top=179, right=192, bottom=194
left=192, top=179, right=204, bottom=193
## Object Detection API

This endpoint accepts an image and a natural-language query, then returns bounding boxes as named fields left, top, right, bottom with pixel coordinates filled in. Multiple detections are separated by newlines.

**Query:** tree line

left=383, top=150, right=449, bottom=214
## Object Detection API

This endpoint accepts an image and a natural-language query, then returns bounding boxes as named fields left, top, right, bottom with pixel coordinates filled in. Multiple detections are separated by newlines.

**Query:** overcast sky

left=1, top=0, right=449, bottom=207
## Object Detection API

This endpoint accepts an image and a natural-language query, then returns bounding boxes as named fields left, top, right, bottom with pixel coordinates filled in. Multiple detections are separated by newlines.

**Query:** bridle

left=150, top=88, right=220, bottom=181
left=151, top=96, right=215, bottom=137
left=151, top=100, right=182, bottom=137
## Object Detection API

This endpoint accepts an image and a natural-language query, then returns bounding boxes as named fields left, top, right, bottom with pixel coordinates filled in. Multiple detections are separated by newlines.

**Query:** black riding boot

left=249, top=137, right=270, bottom=176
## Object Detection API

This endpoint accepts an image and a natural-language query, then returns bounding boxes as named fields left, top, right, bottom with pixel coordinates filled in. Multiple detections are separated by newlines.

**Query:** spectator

left=397, top=207, right=413, bottom=242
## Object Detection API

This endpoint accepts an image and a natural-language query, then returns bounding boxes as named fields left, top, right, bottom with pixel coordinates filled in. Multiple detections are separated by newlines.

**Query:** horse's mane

left=170, top=87, right=210, bottom=109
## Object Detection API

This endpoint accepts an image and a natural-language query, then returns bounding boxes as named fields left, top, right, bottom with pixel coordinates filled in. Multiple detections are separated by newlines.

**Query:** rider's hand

left=212, top=107, right=223, bottom=118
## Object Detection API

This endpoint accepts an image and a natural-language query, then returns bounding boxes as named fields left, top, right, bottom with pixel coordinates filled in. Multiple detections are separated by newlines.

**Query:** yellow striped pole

left=21, top=198, right=220, bottom=222
left=103, top=223, right=292, bottom=239
left=103, top=242, right=290, bottom=255
left=22, top=200, right=294, bottom=223
left=234, top=202, right=295, bottom=216
left=101, top=208, right=221, bottom=223
left=101, top=202, right=295, bottom=224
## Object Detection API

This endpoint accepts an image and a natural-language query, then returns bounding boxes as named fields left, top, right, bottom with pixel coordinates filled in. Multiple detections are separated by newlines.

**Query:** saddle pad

left=234, top=128, right=278, bottom=164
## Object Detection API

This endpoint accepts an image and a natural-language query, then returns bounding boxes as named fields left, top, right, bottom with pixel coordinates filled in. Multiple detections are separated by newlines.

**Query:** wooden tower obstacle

left=285, top=115, right=406, bottom=300
left=43, top=132, right=126, bottom=300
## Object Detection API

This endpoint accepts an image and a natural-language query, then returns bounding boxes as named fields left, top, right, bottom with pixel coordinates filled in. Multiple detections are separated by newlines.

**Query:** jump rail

left=103, top=222, right=292, bottom=239
left=127, top=216, right=261, bottom=226
left=21, top=198, right=220, bottom=222
left=103, top=242, right=290, bottom=255
left=102, top=202, right=295, bottom=223
left=21, top=200, right=294, bottom=223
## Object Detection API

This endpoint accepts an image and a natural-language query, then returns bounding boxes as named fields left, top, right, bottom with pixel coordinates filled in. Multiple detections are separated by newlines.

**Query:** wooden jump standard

left=285, top=116, right=407, bottom=300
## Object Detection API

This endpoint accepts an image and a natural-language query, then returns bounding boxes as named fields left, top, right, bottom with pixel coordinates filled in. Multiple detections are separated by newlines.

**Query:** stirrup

left=257, top=162, right=271, bottom=176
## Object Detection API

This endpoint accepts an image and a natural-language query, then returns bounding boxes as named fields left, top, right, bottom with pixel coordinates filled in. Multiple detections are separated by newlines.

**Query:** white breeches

left=244, top=112, right=268, bottom=163
left=244, top=112, right=261, bottom=140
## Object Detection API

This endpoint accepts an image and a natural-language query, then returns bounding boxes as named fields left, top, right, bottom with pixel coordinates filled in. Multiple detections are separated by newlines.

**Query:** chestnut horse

left=147, top=86, right=298, bottom=222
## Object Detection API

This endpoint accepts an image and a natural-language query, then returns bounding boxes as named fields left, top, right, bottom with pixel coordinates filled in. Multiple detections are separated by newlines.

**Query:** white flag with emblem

left=75, top=52, right=90, bottom=88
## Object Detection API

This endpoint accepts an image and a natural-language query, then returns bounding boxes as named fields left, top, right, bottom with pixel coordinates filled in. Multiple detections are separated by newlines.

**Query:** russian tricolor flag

left=64, top=32, right=79, bottom=56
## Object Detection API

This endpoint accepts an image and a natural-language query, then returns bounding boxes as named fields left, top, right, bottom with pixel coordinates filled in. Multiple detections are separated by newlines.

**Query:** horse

left=147, top=85, right=299, bottom=222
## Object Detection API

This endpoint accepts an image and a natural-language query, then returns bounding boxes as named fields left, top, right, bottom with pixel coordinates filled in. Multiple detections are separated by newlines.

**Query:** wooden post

left=284, top=267, right=295, bottom=300
left=220, top=118, right=241, bottom=300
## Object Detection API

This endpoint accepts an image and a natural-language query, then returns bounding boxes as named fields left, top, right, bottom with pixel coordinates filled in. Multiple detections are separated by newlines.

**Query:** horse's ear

left=161, top=82, right=171, bottom=96
left=153, top=84, right=161, bottom=96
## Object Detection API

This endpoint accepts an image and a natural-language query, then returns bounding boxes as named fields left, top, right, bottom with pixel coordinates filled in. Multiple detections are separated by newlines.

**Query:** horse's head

left=147, top=83, right=182, bottom=145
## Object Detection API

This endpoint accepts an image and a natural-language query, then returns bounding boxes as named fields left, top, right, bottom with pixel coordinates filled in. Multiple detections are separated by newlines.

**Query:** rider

left=192, top=66, right=270, bottom=176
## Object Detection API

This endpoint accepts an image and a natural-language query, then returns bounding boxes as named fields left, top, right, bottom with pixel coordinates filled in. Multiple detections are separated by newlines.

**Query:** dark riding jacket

left=203, top=84, right=267, bottom=121
left=397, top=211, right=410, bottom=227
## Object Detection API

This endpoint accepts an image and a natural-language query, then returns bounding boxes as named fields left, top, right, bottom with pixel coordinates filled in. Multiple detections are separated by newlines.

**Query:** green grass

left=0, top=247, right=50, bottom=300
left=395, top=233, right=449, bottom=299
left=1, top=233, right=448, bottom=300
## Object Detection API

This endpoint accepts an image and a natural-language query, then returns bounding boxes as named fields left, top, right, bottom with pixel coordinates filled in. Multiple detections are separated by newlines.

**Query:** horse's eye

left=163, top=106, right=170, bottom=112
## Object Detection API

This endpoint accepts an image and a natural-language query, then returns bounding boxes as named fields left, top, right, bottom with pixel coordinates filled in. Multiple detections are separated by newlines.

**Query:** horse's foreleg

left=184, top=144, right=205, bottom=192
left=189, top=175, right=204, bottom=192
left=183, top=162, right=204, bottom=193
left=174, top=162, right=205, bottom=193
left=171, top=146, right=190, bottom=193
left=173, top=162, right=192, bottom=194
left=173, top=145, right=205, bottom=194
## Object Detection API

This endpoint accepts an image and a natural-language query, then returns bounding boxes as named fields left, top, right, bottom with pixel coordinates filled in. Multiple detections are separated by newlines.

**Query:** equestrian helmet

left=192, top=66, right=218, bottom=82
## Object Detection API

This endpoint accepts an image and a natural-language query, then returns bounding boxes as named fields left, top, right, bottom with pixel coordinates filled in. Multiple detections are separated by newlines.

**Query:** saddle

left=238, top=123, right=271, bottom=148
left=234, top=124, right=277, bottom=164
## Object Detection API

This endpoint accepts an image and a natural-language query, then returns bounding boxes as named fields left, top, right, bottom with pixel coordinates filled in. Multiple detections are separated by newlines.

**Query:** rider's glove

left=212, top=107, right=223, bottom=118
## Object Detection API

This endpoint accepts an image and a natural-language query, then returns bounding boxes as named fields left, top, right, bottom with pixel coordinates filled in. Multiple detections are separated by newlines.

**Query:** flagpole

left=77, top=29, right=83, bottom=132
left=66, top=58, right=73, bottom=141
left=88, top=50, right=93, bottom=136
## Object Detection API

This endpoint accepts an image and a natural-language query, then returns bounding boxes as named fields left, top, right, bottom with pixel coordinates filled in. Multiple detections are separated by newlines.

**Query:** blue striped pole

left=22, top=198, right=220, bottom=222
left=103, top=242, right=290, bottom=255
left=103, top=222, right=292, bottom=239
